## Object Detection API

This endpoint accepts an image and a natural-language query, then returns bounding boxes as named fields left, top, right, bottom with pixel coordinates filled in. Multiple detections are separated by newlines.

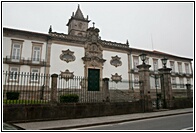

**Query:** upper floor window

left=32, top=46, right=41, bottom=62
left=11, top=39, right=23, bottom=62
left=134, top=74, right=139, bottom=87
left=145, top=57, right=149, bottom=65
left=153, top=59, right=158, bottom=71
left=133, top=56, right=139, bottom=70
left=185, top=63, right=190, bottom=74
left=187, top=78, right=191, bottom=84
left=178, top=62, right=183, bottom=74
left=170, top=61, right=175, bottom=72
left=171, top=77, right=176, bottom=88
left=31, top=42, right=43, bottom=63
left=179, top=77, right=184, bottom=88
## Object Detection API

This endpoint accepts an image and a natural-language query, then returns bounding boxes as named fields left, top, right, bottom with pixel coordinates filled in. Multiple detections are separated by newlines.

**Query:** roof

left=131, top=47, right=193, bottom=61
left=74, top=5, right=85, bottom=20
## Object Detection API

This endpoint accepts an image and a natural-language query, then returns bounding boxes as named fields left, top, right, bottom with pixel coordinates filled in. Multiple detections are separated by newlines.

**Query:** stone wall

left=3, top=101, right=142, bottom=123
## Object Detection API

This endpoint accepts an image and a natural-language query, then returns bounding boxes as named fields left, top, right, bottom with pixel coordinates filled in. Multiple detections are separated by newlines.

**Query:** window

left=155, top=78, right=160, bottom=87
left=30, top=68, right=39, bottom=82
left=153, top=59, right=158, bottom=71
left=145, top=57, right=149, bottom=65
left=9, top=67, right=19, bottom=81
left=11, top=44, right=21, bottom=61
left=185, top=63, right=190, bottom=74
left=32, top=46, right=41, bottom=62
left=31, top=42, right=43, bottom=63
left=11, top=39, right=23, bottom=62
left=133, top=56, right=139, bottom=70
left=171, top=77, right=176, bottom=88
left=170, top=61, right=175, bottom=73
left=187, top=78, right=191, bottom=84
left=178, top=62, right=183, bottom=74
left=179, top=78, right=184, bottom=88
left=134, top=74, right=139, bottom=87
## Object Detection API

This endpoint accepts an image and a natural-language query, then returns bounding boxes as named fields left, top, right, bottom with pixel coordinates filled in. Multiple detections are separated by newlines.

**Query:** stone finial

left=48, top=25, right=52, bottom=33
left=126, top=40, right=129, bottom=45
left=92, top=22, right=95, bottom=28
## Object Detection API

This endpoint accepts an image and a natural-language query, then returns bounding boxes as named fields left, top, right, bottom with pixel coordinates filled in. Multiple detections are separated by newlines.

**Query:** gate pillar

left=51, top=73, right=58, bottom=104
left=137, top=64, right=152, bottom=112
left=158, top=68, right=173, bottom=109
left=103, top=78, right=110, bottom=102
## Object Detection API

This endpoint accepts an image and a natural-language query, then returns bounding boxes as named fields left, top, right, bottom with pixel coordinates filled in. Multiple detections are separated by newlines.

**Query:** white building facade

left=3, top=5, right=193, bottom=98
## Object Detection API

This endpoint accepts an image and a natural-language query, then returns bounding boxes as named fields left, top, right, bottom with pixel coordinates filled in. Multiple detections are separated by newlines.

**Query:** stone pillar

left=50, top=74, right=58, bottom=103
left=158, top=68, right=173, bottom=108
left=137, top=64, right=152, bottom=112
left=103, top=78, right=110, bottom=102
left=186, top=84, right=192, bottom=99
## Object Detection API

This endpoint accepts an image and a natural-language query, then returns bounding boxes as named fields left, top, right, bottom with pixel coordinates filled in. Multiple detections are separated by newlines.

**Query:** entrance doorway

left=88, top=69, right=100, bottom=91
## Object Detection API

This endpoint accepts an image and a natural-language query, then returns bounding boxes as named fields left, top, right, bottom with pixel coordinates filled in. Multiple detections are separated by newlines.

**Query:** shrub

left=6, top=92, right=20, bottom=100
left=60, top=94, right=79, bottom=103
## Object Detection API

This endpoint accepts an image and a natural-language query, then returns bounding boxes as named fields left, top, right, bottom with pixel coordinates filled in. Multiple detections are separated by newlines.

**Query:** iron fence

left=3, top=71, right=51, bottom=104
left=57, top=75, right=104, bottom=103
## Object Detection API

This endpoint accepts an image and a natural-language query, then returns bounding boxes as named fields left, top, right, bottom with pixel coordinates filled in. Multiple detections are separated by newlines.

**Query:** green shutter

left=88, top=69, right=100, bottom=91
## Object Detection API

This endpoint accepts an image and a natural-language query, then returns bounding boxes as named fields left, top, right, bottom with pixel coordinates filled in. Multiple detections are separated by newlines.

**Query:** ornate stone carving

left=60, top=69, right=74, bottom=81
left=60, top=49, right=76, bottom=63
left=110, top=55, right=122, bottom=67
left=111, top=73, right=122, bottom=83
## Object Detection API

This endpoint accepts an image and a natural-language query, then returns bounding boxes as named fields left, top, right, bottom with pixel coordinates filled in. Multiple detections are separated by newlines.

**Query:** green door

left=88, top=69, right=100, bottom=91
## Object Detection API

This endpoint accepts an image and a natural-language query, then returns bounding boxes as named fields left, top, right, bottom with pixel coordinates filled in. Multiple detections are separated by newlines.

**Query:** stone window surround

left=30, top=67, right=41, bottom=84
left=177, top=62, right=183, bottom=73
left=10, top=39, right=24, bottom=61
left=133, top=56, right=139, bottom=69
left=8, top=65, right=20, bottom=83
left=153, top=58, right=158, bottom=71
left=31, top=42, right=43, bottom=62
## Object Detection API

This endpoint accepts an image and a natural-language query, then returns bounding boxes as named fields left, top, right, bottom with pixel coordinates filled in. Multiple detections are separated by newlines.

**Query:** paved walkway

left=14, top=108, right=193, bottom=130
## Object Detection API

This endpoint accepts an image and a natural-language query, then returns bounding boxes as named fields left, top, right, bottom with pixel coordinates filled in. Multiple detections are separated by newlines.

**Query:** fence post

left=103, top=78, right=110, bottom=102
left=137, top=64, right=152, bottom=112
left=51, top=74, right=58, bottom=103
left=186, top=84, right=192, bottom=99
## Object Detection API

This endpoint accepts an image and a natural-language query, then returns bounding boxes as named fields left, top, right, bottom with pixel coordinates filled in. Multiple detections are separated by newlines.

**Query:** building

left=3, top=5, right=193, bottom=101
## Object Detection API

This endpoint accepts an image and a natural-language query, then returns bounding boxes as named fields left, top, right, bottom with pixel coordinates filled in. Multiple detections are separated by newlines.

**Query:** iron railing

left=3, top=71, right=51, bottom=104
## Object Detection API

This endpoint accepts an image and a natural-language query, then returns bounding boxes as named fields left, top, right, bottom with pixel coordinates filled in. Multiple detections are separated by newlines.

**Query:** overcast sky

left=3, top=2, right=193, bottom=58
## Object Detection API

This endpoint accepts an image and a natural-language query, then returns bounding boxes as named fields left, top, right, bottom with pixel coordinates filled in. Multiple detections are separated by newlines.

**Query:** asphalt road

left=75, top=113, right=193, bottom=131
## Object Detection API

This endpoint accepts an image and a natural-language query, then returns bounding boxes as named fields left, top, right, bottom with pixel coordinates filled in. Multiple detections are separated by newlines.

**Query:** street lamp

left=161, top=57, right=168, bottom=68
left=139, top=53, right=147, bottom=65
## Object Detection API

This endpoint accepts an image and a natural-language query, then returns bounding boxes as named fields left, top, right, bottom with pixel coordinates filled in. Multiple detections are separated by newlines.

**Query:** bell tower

left=66, top=5, right=90, bottom=37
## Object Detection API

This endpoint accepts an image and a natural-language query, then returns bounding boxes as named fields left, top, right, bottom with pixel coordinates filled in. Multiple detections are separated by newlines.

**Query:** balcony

left=3, top=56, right=47, bottom=66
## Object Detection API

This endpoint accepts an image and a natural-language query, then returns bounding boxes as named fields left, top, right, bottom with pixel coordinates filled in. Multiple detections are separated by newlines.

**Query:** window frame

left=170, top=61, right=175, bottom=73
left=178, top=62, right=183, bottom=74
left=31, top=42, right=43, bottom=64
left=133, top=56, right=139, bottom=70
left=10, top=39, right=23, bottom=62
left=30, top=67, right=40, bottom=83
left=8, top=66, right=20, bottom=83
left=134, top=74, right=139, bottom=87
left=153, top=59, right=158, bottom=71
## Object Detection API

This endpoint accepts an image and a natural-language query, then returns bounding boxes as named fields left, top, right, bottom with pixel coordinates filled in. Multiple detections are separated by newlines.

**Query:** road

left=73, top=113, right=193, bottom=130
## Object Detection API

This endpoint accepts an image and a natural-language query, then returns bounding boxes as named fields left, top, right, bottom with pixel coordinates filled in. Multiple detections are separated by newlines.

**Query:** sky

left=2, top=2, right=194, bottom=59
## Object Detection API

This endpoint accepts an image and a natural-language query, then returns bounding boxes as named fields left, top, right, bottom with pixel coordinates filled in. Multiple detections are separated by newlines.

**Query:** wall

left=103, top=50, right=129, bottom=80
left=3, top=102, right=142, bottom=123
left=50, top=43, right=84, bottom=76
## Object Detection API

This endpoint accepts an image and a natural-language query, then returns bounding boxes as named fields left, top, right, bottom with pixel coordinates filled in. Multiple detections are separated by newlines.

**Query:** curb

left=42, top=111, right=193, bottom=130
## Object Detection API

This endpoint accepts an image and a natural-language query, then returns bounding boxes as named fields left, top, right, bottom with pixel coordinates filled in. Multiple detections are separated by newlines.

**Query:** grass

left=3, top=99, right=48, bottom=104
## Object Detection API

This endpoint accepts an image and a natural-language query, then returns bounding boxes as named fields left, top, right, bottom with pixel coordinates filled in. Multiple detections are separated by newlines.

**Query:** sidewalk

left=14, top=108, right=193, bottom=130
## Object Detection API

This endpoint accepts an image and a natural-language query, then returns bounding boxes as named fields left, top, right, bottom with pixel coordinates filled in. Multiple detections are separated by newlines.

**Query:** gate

left=150, top=73, right=163, bottom=109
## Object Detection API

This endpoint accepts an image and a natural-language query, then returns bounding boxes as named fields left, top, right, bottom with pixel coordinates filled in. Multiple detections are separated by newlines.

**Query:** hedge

left=60, top=94, right=79, bottom=103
